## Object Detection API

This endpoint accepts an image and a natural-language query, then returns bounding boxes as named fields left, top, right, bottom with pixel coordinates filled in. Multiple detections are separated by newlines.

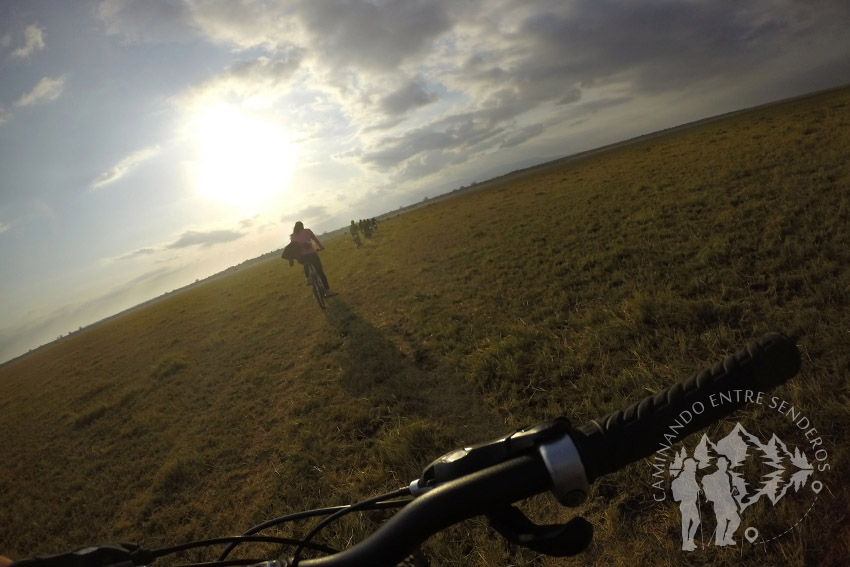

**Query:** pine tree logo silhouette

left=667, top=423, right=824, bottom=551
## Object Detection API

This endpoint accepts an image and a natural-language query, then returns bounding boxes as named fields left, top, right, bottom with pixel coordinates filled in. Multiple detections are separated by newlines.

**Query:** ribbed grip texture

left=573, top=332, right=800, bottom=482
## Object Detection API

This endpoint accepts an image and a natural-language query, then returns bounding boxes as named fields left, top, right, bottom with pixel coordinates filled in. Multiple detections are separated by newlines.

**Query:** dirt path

left=324, top=300, right=503, bottom=447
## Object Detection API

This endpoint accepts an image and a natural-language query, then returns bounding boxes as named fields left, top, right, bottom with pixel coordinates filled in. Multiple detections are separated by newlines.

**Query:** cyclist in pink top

left=288, top=221, right=337, bottom=297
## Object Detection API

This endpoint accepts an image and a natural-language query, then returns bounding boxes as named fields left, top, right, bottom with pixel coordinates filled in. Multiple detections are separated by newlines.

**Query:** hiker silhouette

left=671, top=457, right=701, bottom=551
left=701, top=456, right=741, bottom=546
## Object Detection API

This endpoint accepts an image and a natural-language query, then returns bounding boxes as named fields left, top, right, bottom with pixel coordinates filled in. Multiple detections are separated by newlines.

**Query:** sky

left=1, top=0, right=850, bottom=363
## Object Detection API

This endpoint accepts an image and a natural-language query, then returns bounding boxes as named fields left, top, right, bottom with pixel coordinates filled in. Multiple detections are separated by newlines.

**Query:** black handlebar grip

left=571, top=332, right=801, bottom=483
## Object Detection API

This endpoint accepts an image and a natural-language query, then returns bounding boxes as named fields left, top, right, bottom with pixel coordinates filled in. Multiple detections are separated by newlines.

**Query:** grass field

left=1, top=85, right=849, bottom=566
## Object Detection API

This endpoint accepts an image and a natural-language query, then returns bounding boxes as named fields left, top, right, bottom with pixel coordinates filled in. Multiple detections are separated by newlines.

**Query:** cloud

left=97, top=0, right=196, bottom=43
left=239, top=215, right=261, bottom=229
left=95, top=0, right=850, bottom=193
left=380, top=80, right=438, bottom=116
left=287, top=206, right=328, bottom=225
left=296, top=0, right=452, bottom=72
left=184, top=0, right=451, bottom=70
left=355, top=0, right=849, bottom=183
left=0, top=221, right=10, bottom=235
left=90, top=146, right=160, bottom=190
left=14, top=76, right=66, bottom=107
left=167, top=229, right=245, bottom=249
left=111, top=221, right=253, bottom=262
left=188, top=0, right=301, bottom=52
left=500, top=123, right=546, bottom=149
left=114, top=247, right=157, bottom=261
left=558, top=88, right=582, bottom=106
left=358, top=108, right=508, bottom=171
left=452, top=0, right=850, bottom=103
left=9, top=24, right=45, bottom=59
left=95, top=0, right=298, bottom=53
left=180, top=55, right=303, bottom=107
left=228, top=55, right=302, bottom=84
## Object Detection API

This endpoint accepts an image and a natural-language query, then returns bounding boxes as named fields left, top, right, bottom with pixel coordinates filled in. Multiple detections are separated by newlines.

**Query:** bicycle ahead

left=281, top=242, right=334, bottom=310
left=10, top=333, right=801, bottom=567
left=307, top=263, right=328, bottom=310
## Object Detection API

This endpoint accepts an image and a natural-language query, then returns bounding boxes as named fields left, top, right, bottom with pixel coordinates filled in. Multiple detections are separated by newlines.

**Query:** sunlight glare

left=189, top=103, right=298, bottom=210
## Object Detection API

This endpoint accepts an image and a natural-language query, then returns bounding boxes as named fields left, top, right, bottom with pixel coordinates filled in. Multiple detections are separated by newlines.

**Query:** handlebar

left=11, top=332, right=801, bottom=567
left=303, top=457, right=552, bottom=567
left=573, top=330, right=800, bottom=482
left=300, top=332, right=800, bottom=566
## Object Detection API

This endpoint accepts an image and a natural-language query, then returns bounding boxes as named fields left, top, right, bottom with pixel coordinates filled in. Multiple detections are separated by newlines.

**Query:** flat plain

left=1, top=85, right=849, bottom=566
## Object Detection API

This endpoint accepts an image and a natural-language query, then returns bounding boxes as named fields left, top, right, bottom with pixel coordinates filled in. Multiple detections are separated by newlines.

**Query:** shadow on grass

left=320, top=299, right=500, bottom=442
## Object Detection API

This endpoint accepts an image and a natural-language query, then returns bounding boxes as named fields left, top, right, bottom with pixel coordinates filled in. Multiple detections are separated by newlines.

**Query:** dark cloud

left=379, top=80, right=437, bottom=115
left=557, top=88, right=582, bottom=105
left=361, top=129, right=452, bottom=170
left=500, top=124, right=546, bottom=149
left=396, top=149, right=467, bottom=182
left=474, top=0, right=850, bottom=102
left=359, top=107, right=511, bottom=171
left=575, top=96, right=634, bottom=115
left=357, top=92, right=635, bottom=177
left=350, top=0, right=850, bottom=183
left=297, top=0, right=452, bottom=71
left=228, top=55, right=303, bottom=85
left=440, top=0, right=850, bottom=124
left=167, top=229, right=244, bottom=249
left=361, top=116, right=407, bottom=133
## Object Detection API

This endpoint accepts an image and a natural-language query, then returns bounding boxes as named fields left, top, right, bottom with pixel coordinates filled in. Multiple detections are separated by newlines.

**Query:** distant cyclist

left=360, top=218, right=373, bottom=239
left=349, top=220, right=363, bottom=248
left=288, top=221, right=337, bottom=297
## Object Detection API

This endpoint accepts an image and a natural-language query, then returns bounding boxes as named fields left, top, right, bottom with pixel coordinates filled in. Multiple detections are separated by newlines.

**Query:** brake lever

left=409, top=418, right=572, bottom=494
left=487, top=505, right=593, bottom=557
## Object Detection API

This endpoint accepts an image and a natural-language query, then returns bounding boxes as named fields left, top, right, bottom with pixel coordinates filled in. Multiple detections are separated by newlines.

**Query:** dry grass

left=2, top=85, right=850, bottom=566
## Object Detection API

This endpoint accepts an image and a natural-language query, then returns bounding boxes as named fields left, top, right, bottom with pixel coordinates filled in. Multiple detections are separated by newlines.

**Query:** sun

left=187, top=103, right=298, bottom=210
